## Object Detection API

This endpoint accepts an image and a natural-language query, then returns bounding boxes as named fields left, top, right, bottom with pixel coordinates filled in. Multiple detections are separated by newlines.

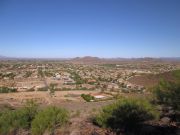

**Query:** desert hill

left=128, top=70, right=180, bottom=88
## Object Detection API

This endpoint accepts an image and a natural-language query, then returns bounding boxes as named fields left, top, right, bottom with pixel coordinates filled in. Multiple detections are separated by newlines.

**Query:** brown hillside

left=128, top=71, right=177, bottom=88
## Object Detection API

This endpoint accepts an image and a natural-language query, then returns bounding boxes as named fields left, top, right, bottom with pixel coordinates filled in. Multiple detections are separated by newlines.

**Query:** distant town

left=0, top=56, right=180, bottom=99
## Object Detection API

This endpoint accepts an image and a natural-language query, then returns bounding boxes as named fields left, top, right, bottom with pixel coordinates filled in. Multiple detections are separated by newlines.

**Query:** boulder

left=161, top=117, right=171, bottom=125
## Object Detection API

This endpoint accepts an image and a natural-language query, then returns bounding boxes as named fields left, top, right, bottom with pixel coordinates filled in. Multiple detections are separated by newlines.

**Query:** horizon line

left=1, top=55, right=180, bottom=59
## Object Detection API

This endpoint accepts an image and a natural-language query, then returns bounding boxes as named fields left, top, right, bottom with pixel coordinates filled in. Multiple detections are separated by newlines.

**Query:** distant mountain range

left=0, top=55, right=70, bottom=61
left=0, top=55, right=12, bottom=60
left=0, top=55, right=180, bottom=63
left=70, top=56, right=180, bottom=62
left=0, top=55, right=7, bottom=58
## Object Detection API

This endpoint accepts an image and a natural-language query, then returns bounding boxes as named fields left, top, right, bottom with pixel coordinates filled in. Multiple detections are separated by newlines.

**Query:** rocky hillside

left=128, top=70, right=180, bottom=88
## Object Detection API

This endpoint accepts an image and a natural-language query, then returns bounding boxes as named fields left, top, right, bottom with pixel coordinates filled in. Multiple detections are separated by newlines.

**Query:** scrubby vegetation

left=154, top=80, right=180, bottom=111
left=0, top=100, right=38, bottom=134
left=31, top=106, right=69, bottom=135
left=93, top=98, right=159, bottom=131
left=38, top=68, right=44, bottom=78
left=153, top=79, right=180, bottom=123
left=70, top=72, right=84, bottom=84
left=0, top=100, right=69, bottom=135
left=44, top=70, right=54, bottom=77
left=172, top=69, right=180, bottom=80
left=2, top=72, right=16, bottom=80
left=49, top=83, right=57, bottom=96
left=24, top=71, right=33, bottom=78
left=0, top=87, right=17, bottom=93
left=37, top=87, right=48, bottom=91
left=81, top=94, right=95, bottom=102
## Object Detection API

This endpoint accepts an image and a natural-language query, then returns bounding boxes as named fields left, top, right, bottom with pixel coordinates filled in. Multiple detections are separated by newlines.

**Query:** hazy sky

left=0, top=0, right=180, bottom=58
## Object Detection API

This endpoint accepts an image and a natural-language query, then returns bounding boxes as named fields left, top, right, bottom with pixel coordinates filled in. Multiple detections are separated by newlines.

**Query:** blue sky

left=0, top=0, right=180, bottom=58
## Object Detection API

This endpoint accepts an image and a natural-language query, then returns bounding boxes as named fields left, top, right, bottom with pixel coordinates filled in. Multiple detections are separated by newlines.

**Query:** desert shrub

left=0, top=104, right=14, bottom=117
left=0, top=87, right=17, bottom=93
left=44, top=70, right=54, bottom=77
left=72, top=110, right=81, bottom=118
left=70, top=72, right=84, bottom=84
left=0, top=73, right=2, bottom=78
left=31, top=106, right=69, bottom=135
left=153, top=80, right=180, bottom=111
left=77, top=87, right=88, bottom=90
left=38, top=68, right=44, bottom=78
left=0, top=100, right=38, bottom=134
left=93, top=98, right=159, bottom=131
left=81, top=94, right=95, bottom=102
left=37, top=87, right=48, bottom=91
left=0, top=109, right=21, bottom=134
left=49, top=83, right=57, bottom=96
left=24, top=71, right=33, bottom=78
left=3, top=72, right=16, bottom=79
left=60, top=87, right=72, bottom=91
left=23, top=100, right=39, bottom=122
left=27, top=88, right=35, bottom=92
left=172, top=69, right=180, bottom=80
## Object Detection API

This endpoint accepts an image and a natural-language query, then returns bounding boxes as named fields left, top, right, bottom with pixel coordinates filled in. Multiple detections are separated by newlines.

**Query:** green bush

left=31, top=106, right=69, bottom=135
left=154, top=80, right=180, bottom=111
left=44, top=71, right=54, bottom=77
left=24, top=71, right=33, bottom=78
left=81, top=94, right=95, bottom=102
left=70, top=72, right=84, bottom=84
left=38, top=68, right=44, bottom=78
left=93, top=98, right=159, bottom=131
left=49, top=83, right=57, bottom=96
left=23, top=100, right=39, bottom=122
left=0, top=110, right=22, bottom=134
left=0, top=100, right=38, bottom=134
left=0, top=87, right=17, bottom=93
left=0, top=101, right=69, bottom=135
left=172, top=69, right=180, bottom=80
left=3, top=72, right=16, bottom=79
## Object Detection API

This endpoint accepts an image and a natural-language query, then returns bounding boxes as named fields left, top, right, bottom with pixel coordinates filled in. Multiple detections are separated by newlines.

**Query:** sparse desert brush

left=153, top=80, right=180, bottom=111
left=37, top=86, right=48, bottom=91
left=0, top=87, right=17, bottom=93
left=93, top=98, right=159, bottom=131
left=81, top=94, right=95, bottom=102
left=172, top=69, right=180, bottom=80
left=0, top=100, right=38, bottom=135
left=72, top=110, right=81, bottom=117
left=31, top=106, right=69, bottom=135
left=0, top=100, right=69, bottom=135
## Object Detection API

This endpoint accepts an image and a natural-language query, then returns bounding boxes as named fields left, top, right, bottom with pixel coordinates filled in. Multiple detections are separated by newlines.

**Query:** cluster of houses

left=0, top=62, right=179, bottom=93
left=53, top=72, right=75, bottom=84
